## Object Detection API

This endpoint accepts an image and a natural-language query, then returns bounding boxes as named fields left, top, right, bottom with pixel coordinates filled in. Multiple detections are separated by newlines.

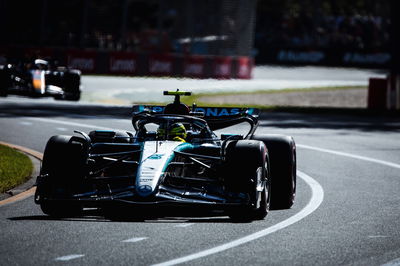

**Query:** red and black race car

left=0, top=58, right=81, bottom=101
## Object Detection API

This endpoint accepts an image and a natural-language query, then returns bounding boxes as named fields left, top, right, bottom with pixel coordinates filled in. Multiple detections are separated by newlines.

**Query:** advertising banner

left=67, top=50, right=97, bottom=73
left=256, top=47, right=391, bottom=68
left=109, top=52, right=137, bottom=75
left=213, top=56, right=232, bottom=79
left=183, top=55, right=205, bottom=78
left=148, top=54, right=173, bottom=76
left=236, top=56, right=253, bottom=79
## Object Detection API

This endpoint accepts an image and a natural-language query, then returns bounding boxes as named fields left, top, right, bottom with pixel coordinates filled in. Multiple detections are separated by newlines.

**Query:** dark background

left=0, top=0, right=396, bottom=69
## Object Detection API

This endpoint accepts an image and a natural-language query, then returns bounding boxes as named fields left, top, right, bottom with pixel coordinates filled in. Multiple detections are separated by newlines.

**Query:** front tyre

left=35, top=135, right=88, bottom=217
left=54, top=92, right=81, bottom=101
left=224, top=140, right=271, bottom=221
left=40, top=201, right=83, bottom=218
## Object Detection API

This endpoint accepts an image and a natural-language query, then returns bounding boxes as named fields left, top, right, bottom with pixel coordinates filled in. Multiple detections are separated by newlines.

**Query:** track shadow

left=2, top=99, right=399, bottom=132
left=0, top=100, right=133, bottom=119
left=7, top=208, right=246, bottom=223
left=259, top=109, right=400, bottom=132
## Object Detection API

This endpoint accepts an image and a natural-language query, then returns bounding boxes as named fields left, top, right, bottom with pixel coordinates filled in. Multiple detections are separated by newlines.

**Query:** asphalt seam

left=0, top=141, right=42, bottom=206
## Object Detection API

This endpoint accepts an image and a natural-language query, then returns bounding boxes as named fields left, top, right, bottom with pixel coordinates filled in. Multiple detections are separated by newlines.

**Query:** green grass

left=178, top=85, right=365, bottom=106
left=0, top=144, right=33, bottom=193
left=134, top=85, right=400, bottom=116
left=183, top=85, right=365, bottom=103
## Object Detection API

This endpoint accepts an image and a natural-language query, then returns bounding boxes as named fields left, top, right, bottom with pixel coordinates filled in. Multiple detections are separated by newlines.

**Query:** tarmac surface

left=0, top=96, right=399, bottom=266
left=1, top=66, right=399, bottom=266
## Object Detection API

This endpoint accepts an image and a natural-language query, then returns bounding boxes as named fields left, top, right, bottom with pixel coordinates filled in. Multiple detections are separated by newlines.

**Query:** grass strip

left=180, top=86, right=361, bottom=106
left=133, top=86, right=400, bottom=116
left=0, top=144, right=33, bottom=193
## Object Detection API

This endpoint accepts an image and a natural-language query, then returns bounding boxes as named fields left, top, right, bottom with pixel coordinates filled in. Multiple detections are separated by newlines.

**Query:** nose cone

left=136, top=185, right=154, bottom=197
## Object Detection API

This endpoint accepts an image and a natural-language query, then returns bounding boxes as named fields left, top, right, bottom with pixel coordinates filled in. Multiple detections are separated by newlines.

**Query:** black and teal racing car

left=34, top=91, right=296, bottom=221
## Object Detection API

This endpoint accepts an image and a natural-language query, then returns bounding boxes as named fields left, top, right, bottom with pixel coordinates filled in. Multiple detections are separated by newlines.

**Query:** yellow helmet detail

left=169, top=123, right=187, bottom=140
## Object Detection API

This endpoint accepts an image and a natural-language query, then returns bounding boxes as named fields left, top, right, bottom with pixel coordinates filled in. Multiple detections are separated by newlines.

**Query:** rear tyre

left=65, top=93, right=80, bottom=101
left=60, top=71, right=81, bottom=101
left=252, top=135, right=296, bottom=210
left=54, top=93, right=81, bottom=101
left=224, top=140, right=270, bottom=221
left=36, top=135, right=88, bottom=217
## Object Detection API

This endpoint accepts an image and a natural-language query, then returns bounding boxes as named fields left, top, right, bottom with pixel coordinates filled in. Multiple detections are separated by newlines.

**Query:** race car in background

left=0, top=58, right=81, bottom=101
left=34, top=90, right=296, bottom=221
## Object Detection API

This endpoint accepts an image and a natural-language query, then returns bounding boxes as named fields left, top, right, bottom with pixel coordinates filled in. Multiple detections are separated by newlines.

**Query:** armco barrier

left=1, top=46, right=253, bottom=79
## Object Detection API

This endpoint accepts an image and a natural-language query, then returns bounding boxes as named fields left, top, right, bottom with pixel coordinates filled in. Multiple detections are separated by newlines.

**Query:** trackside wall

left=1, top=47, right=253, bottom=80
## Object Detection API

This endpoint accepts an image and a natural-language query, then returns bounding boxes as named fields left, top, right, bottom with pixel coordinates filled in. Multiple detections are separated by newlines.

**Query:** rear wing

left=132, top=105, right=259, bottom=118
left=132, top=105, right=260, bottom=132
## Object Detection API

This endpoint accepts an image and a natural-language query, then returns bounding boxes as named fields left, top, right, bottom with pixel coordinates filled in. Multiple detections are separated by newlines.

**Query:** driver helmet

left=34, top=59, right=49, bottom=70
left=157, top=122, right=186, bottom=142
left=168, top=123, right=187, bottom=142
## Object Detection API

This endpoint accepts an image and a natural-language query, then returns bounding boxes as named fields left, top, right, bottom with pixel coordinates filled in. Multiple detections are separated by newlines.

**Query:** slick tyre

left=63, top=92, right=81, bottom=101
left=251, top=134, right=296, bottom=210
left=37, top=135, right=88, bottom=217
left=224, top=140, right=271, bottom=221
left=62, top=72, right=81, bottom=101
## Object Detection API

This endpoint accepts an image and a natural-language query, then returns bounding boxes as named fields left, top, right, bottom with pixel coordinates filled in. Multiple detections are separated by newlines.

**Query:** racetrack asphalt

left=1, top=96, right=400, bottom=265
left=0, top=66, right=398, bottom=265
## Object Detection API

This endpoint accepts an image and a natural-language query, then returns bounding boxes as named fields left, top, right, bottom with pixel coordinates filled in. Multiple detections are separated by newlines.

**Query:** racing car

left=0, top=58, right=81, bottom=101
left=34, top=90, right=296, bottom=221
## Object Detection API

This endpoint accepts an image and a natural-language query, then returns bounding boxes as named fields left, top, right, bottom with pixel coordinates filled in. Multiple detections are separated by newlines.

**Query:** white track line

left=19, top=121, right=33, bottom=126
left=122, top=237, right=148, bottom=243
left=382, top=258, right=400, bottom=266
left=55, top=254, right=85, bottom=261
left=298, top=143, right=400, bottom=266
left=175, top=223, right=195, bottom=228
left=19, top=117, right=400, bottom=265
left=152, top=171, right=324, bottom=266
left=298, top=144, right=400, bottom=169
